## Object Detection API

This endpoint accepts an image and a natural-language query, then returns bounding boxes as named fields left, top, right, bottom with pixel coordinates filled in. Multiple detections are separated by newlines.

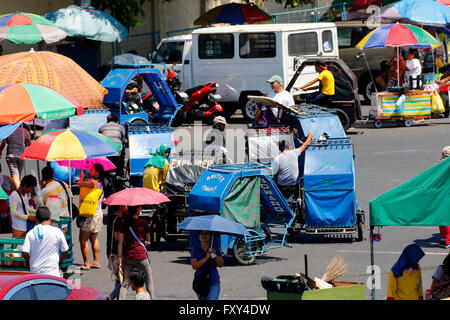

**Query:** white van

left=151, top=23, right=339, bottom=121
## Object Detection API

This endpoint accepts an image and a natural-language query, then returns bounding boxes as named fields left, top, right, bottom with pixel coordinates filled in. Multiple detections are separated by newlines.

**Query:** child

left=130, top=268, right=150, bottom=300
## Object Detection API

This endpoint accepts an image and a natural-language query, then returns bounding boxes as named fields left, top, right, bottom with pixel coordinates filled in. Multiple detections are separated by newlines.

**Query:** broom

left=321, top=257, right=348, bottom=283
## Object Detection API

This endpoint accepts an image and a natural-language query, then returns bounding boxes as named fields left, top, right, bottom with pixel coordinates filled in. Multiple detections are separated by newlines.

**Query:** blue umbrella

left=177, top=215, right=251, bottom=240
left=381, top=0, right=450, bottom=26
left=109, top=53, right=152, bottom=68
left=44, top=5, right=127, bottom=42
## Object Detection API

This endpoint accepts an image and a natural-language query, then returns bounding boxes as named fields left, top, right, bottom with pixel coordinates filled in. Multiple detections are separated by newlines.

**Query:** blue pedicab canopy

left=189, top=164, right=295, bottom=231
left=101, top=67, right=178, bottom=121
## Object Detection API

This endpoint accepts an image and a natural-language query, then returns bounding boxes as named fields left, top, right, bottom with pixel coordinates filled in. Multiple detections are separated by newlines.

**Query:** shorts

left=80, top=211, right=103, bottom=233
left=6, top=156, right=24, bottom=177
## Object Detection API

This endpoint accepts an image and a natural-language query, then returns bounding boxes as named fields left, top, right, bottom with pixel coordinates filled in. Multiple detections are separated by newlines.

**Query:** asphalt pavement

left=1, top=106, right=449, bottom=301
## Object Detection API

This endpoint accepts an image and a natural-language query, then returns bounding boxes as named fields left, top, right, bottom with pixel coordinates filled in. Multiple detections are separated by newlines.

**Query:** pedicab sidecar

left=189, top=163, right=296, bottom=265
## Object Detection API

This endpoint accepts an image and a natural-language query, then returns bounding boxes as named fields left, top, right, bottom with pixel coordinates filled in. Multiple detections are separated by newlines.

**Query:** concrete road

left=1, top=108, right=449, bottom=300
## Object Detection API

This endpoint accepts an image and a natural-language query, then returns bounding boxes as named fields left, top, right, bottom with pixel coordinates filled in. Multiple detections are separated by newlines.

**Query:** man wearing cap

left=296, top=59, right=335, bottom=106
left=205, top=116, right=227, bottom=148
left=267, top=75, right=295, bottom=120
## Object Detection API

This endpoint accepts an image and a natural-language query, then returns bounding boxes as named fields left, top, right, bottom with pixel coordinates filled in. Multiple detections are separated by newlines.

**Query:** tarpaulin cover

left=303, top=140, right=356, bottom=227
left=69, top=110, right=110, bottom=133
left=288, top=112, right=346, bottom=140
left=189, top=165, right=295, bottom=226
left=221, top=176, right=261, bottom=231
left=101, top=67, right=178, bottom=121
left=370, top=157, right=450, bottom=226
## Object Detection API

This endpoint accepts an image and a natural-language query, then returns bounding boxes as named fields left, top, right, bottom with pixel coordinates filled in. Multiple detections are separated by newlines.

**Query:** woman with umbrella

left=190, top=230, right=224, bottom=300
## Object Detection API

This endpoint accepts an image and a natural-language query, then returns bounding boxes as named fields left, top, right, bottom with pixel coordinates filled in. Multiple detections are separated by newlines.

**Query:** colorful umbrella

left=104, top=187, right=170, bottom=206
left=20, top=129, right=122, bottom=161
left=57, top=157, right=116, bottom=171
left=44, top=5, right=128, bottom=42
left=193, top=2, right=272, bottom=26
left=0, top=186, right=9, bottom=200
left=0, top=83, right=83, bottom=124
left=380, top=0, right=450, bottom=26
left=0, top=12, right=67, bottom=44
left=356, top=23, right=441, bottom=49
left=0, top=50, right=107, bottom=109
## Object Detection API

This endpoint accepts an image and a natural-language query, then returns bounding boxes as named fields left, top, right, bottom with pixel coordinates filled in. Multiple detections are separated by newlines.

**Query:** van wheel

left=242, top=99, right=259, bottom=123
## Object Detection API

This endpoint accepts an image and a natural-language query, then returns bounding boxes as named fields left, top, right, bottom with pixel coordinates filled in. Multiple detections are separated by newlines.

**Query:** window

left=156, top=41, right=184, bottom=64
left=9, top=287, right=32, bottom=300
left=31, top=283, right=71, bottom=300
left=322, top=30, right=334, bottom=53
left=239, top=33, right=276, bottom=58
left=199, top=34, right=234, bottom=59
left=337, top=27, right=367, bottom=49
left=288, top=32, right=318, bottom=56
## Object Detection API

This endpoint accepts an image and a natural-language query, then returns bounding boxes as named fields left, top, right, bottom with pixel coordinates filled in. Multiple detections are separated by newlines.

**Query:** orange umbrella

left=0, top=50, right=107, bottom=108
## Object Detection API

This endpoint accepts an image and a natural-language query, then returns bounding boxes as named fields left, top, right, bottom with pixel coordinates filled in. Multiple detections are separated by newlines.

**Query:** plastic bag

left=431, top=90, right=445, bottom=114
left=78, top=186, right=102, bottom=217
left=395, top=94, right=406, bottom=114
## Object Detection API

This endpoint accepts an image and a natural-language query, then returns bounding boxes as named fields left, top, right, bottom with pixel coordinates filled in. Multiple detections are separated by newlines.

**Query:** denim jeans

left=109, top=279, right=121, bottom=299
left=197, top=282, right=220, bottom=300
left=306, top=91, right=331, bottom=106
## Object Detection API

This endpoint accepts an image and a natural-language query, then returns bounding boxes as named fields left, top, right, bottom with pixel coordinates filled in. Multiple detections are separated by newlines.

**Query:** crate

left=0, top=217, right=73, bottom=271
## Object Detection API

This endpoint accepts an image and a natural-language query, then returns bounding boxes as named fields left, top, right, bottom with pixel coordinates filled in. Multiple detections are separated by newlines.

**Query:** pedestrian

left=438, top=146, right=450, bottom=249
left=98, top=113, right=126, bottom=177
left=205, top=116, right=227, bottom=148
left=143, top=144, right=171, bottom=193
left=40, top=166, right=72, bottom=221
left=77, top=164, right=105, bottom=270
left=386, top=244, right=425, bottom=300
left=118, top=205, right=155, bottom=300
left=386, top=48, right=407, bottom=86
left=130, top=268, right=151, bottom=300
left=9, top=175, right=37, bottom=238
left=405, top=48, right=422, bottom=89
left=0, top=163, right=15, bottom=233
left=0, top=125, right=32, bottom=189
left=21, top=206, right=69, bottom=277
left=266, top=75, right=294, bottom=120
left=105, top=205, right=127, bottom=300
left=296, top=60, right=335, bottom=107
left=190, top=230, right=224, bottom=300
left=430, top=252, right=450, bottom=300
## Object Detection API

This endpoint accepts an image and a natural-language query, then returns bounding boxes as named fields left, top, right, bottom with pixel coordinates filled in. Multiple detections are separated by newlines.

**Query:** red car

left=0, top=271, right=105, bottom=300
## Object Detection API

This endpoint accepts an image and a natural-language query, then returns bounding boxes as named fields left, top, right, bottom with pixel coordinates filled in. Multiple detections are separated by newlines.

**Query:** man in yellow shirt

left=296, top=59, right=335, bottom=106
left=387, top=244, right=424, bottom=300
left=143, top=144, right=171, bottom=193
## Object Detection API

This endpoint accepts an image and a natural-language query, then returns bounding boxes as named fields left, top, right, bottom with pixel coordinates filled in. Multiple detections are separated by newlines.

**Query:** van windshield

left=155, top=41, right=185, bottom=64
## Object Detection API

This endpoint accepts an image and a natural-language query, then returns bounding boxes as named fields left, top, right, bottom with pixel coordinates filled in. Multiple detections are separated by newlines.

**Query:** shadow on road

left=413, top=233, right=441, bottom=249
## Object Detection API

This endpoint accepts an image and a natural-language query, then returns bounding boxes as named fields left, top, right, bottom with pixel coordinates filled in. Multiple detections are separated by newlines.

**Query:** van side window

left=239, top=33, right=276, bottom=58
left=288, top=32, right=318, bottom=56
left=199, top=34, right=234, bottom=59
left=322, top=30, right=333, bottom=53
left=157, top=41, right=185, bottom=64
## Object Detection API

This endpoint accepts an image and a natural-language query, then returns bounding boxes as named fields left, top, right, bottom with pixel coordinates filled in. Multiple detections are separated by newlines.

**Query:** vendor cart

left=369, top=90, right=433, bottom=128
left=0, top=217, right=73, bottom=272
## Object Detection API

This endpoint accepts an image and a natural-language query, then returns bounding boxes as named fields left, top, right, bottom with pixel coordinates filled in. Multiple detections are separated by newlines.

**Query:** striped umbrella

left=0, top=50, right=107, bottom=109
left=0, top=83, right=83, bottom=124
left=21, top=129, right=122, bottom=161
left=0, top=12, right=67, bottom=44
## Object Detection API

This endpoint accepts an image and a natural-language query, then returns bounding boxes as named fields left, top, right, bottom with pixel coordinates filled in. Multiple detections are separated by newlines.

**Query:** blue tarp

left=303, top=139, right=356, bottom=227
left=189, top=164, right=295, bottom=226
left=101, top=67, right=178, bottom=121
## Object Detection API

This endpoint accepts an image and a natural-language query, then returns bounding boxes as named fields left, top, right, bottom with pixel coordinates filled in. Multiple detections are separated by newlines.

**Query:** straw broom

left=321, top=257, right=348, bottom=283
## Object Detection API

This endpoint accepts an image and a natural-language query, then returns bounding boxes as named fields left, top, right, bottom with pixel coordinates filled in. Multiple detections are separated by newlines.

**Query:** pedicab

left=247, top=100, right=365, bottom=242
left=189, top=163, right=296, bottom=265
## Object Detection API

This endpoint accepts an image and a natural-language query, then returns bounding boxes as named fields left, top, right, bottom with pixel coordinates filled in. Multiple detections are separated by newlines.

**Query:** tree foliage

left=92, top=0, right=149, bottom=30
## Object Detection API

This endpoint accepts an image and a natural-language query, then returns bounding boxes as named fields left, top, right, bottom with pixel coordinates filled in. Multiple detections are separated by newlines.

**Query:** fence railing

left=271, top=3, right=348, bottom=23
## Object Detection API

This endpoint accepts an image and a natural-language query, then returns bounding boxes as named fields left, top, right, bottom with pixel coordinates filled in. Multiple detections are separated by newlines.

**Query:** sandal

left=80, top=265, right=90, bottom=270
left=90, top=264, right=101, bottom=269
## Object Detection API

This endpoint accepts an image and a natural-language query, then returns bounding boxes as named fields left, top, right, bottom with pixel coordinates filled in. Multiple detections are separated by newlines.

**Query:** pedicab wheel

left=373, top=119, right=383, bottom=128
left=403, top=120, right=412, bottom=127
left=232, top=238, right=257, bottom=266
left=131, top=118, right=148, bottom=126
left=335, top=108, right=350, bottom=132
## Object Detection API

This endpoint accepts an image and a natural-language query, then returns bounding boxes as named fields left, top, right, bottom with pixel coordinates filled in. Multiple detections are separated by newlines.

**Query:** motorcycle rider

left=125, top=76, right=143, bottom=114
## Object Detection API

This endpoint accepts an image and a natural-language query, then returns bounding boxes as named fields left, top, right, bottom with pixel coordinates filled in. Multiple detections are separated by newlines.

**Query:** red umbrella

left=104, top=187, right=170, bottom=206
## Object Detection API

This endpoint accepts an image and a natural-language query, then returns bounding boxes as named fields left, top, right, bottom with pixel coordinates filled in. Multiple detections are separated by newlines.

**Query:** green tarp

left=221, top=176, right=261, bottom=232
left=370, top=157, right=450, bottom=226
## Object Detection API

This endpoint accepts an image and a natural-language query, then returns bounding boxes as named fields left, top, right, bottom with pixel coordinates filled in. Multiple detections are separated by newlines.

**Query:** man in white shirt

left=273, top=133, right=313, bottom=187
left=405, top=49, right=422, bottom=88
left=22, top=206, right=69, bottom=277
left=267, top=75, right=295, bottom=120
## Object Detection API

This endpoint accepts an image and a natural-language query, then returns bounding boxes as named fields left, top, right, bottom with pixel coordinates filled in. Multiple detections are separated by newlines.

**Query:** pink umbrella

left=57, top=157, right=116, bottom=171
left=104, top=187, right=170, bottom=206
